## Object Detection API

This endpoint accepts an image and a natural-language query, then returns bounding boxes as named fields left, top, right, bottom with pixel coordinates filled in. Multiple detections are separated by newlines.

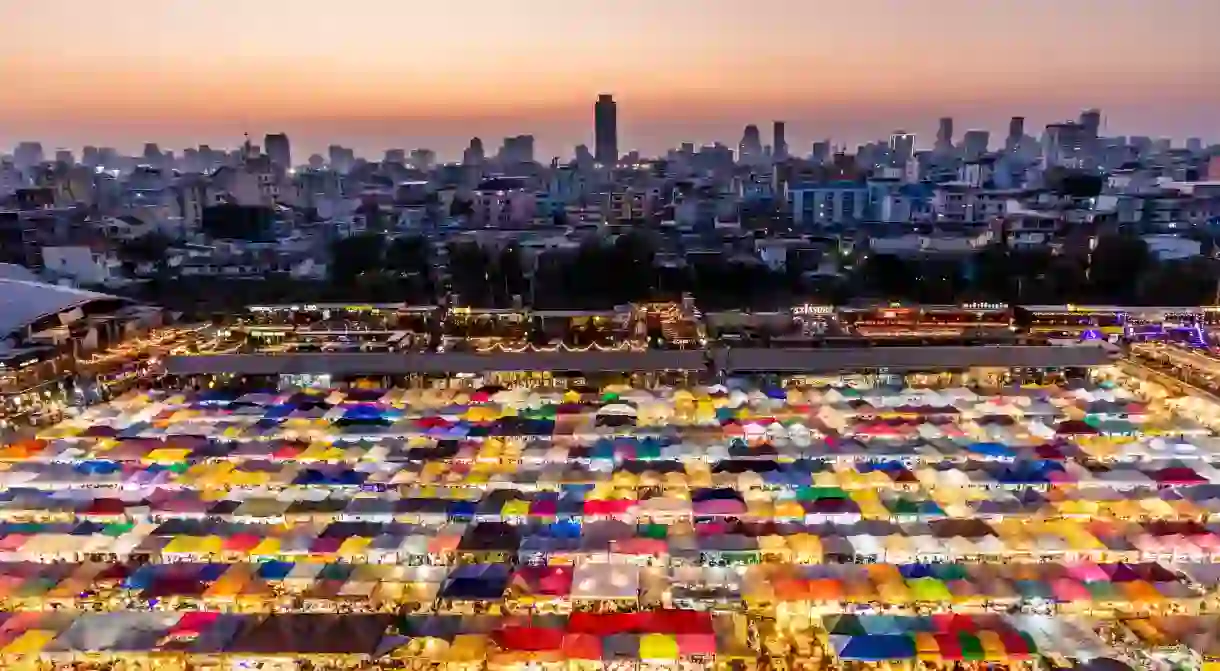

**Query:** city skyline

left=2, top=0, right=1218, bottom=159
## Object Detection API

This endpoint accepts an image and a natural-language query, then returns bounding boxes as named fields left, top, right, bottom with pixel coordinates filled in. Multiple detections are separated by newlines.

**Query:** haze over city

left=3, top=0, right=1218, bottom=159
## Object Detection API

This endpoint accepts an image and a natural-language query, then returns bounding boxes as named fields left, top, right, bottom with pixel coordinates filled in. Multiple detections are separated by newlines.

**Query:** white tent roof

left=572, top=563, right=641, bottom=600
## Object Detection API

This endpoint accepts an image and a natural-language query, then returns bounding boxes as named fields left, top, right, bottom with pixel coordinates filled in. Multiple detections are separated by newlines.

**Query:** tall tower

left=265, top=133, right=291, bottom=168
left=1079, top=108, right=1102, bottom=138
left=888, top=131, right=915, bottom=165
left=739, top=125, right=763, bottom=163
left=772, top=121, right=788, bottom=161
left=594, top=94, right=618, bottom=166
left=463, top=137, right=485, bottom=165
left=936, top=117, right=954, bottom=152
left=1006, top=117, right=1025, bottom=151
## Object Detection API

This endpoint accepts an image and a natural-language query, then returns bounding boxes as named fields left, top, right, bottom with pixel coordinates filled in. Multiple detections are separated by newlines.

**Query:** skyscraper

left=13, top=142, right=44, bottom=170
left=811, top=141, right=831, bottom=163
left=888, top=131, right=915, bottom=165
left=142, top=143, right=164, bottom=169
left=594, top=94, right=618, bottom=166
left=265, top=133, right=292, bottom=169
left=500, top=135, right=535, bottom=164
left=410, top=149, right=436, bottom=170
left=772, top=121, right=788, bottom=161
left=1079, top=108, right=1102, bottom=138
left=935, top=117, right=954, bottom=152
left=1042, top=122, right=1087, bottom=169
left=1006, top=117, right=1025, bottom=151
left=739, top=125, right=763, bottom=163
left=961, top=130, right=990, bottom=161
left=464, top=137, right=485, bottom=165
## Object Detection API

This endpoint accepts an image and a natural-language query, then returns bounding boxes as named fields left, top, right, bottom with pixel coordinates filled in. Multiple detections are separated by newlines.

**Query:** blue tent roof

left=263, top=404, right=296, bottom=418
left=966, top=442, right=1017, bottom=458
left=198, top=563, right=228, bottom=581
left=837, top=634, right=915, bottom=661
left=441, top=564, right=511, bottom=600
left=75, top=460, right=121, bottom=475
left=122, top=565, right=158, bottom=590
left=256, top=561, right=295, bottom=580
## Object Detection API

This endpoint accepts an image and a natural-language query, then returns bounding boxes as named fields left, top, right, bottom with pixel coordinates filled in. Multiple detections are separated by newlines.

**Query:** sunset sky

left=2, top=0, right=1218, bottom=159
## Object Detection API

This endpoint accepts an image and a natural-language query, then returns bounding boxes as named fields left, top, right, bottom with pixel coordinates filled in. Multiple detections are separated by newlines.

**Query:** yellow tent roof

left=1, top=630, right=56, bottom=655
left=640, top=633, right=680, bottom=660
left=250, top=538, right=282, bottom=555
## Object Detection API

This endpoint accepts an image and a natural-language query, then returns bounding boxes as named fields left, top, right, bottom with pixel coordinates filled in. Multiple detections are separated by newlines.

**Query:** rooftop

left=0, top=278, right=128, bottom=340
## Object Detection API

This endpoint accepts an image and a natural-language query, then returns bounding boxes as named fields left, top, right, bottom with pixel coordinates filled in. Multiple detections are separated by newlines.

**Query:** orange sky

left=2, top=0, right=1218, bottom=158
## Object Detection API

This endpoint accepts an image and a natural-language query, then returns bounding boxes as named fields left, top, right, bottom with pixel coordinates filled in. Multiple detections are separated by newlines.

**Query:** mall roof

left=721, top=345, right=1116, bottom=372
left=166, top=350, right=710, bottom=375
left=0, top=279, right=126, bottom=338
left=165, top=344, right=1115, bottom=376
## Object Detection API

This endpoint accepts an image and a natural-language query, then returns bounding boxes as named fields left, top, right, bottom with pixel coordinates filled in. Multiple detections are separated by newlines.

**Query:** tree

left=1138, top=257, right=1220, bottom=306
left=496, top=244, right=528, bottom=305
left=329, top=233, right=386, bottom=285
left=356, top=201, right=387, bottom=232
left=201, top=204, right=275, bottom=241
left=447, top=240, right=495, bottom=306
left=385, top=236, right=429, bottom=274
left=1044, top=167, right=1103, bottom=199
left=117, top=231, right=172, bottom=269
left=857, top=254, right=916, bottom=300
left=1089, top=234, right=1152, bottom=303
left=610, top=230, right=658, bottom=303
left=449, top=197, right=474, bottom=218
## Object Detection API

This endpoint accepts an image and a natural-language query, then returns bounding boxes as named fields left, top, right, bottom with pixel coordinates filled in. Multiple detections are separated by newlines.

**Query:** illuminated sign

left=962, top=302, right=1006, bottom=311
left=792, top=305, right=834, bottom=315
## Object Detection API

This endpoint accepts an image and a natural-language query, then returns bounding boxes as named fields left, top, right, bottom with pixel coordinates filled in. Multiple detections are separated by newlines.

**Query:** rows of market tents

left=10, top=516, right=1220, bottom=566
left=0, top=557, right=1212, bottom=615
left=0, top=610, right=1214, bottom=667
left=3, top=379, right=1220, bottom=668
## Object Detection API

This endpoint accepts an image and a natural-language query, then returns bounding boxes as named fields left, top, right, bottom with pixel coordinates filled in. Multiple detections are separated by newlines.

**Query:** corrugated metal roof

left=722, top=345, right=1114, bottom=372
left=166, top=350, right=710, bottom=375
left=166, top=345, right=1115, bottom=376
left=0, top=279, right=122, bottom=337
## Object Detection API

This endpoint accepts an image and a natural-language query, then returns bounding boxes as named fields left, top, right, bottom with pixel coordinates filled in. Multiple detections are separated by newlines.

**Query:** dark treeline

left=113, top=229, right=1220, bottom=318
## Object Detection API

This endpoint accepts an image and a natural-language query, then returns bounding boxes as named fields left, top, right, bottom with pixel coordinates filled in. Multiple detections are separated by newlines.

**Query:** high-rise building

left=594, top=94, right=618, bottom=165
left=463, top=137, right=485, bottom=166
left=888, top=131, right=915, bottom=165
left=739, top=125, right=763, bottom=163
left=1079, top=108, right=1102, bottom=138
left=1042, top=122, right=1087, bottom=169
left=772, top=121, right=788, bottom=161
left=98, top=147, right=118, bottom=167
left=327, top=145, right=354, bottom=172
left=264, top=133, right=291, bottom=168
left=1006, top=117, right=1025, bottom=151
left=961, top=130, right=990, bottom=161
left=935, top=117, right=954, bottom=152
left=55, top=150, right=74, bottom=165
left=811, top=141, right=831, bottom=164
left=410, top=149, right=436, bottom=170
left=500, top=135, right=535, bottom=164
left=574, top=144, right=594, bottom=165
left=141, top=143, right=163, bottom=169
left=14, top=142, right=44, bottom=169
